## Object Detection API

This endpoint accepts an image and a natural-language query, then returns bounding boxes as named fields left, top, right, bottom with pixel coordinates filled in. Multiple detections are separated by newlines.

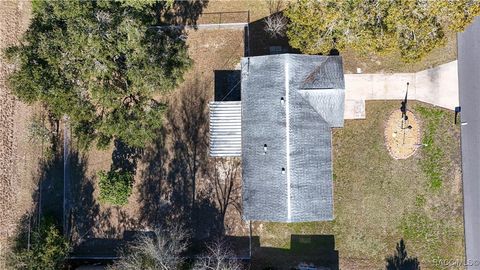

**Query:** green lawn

left=254, top=101, right=464, bottom=270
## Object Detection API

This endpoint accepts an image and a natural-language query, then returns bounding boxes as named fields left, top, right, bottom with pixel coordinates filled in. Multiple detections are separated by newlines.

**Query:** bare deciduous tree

left=263, top=0, right=287, bottom=38
left=193, top=239, right=244, bottom=270
left=264, top=13, right=288, bottom=38
left=107, top=224, right=189, bottom=270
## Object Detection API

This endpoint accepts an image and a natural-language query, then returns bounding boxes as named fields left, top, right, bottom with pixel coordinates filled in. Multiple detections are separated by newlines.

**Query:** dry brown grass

left=198, top=0, right=271, bottom=24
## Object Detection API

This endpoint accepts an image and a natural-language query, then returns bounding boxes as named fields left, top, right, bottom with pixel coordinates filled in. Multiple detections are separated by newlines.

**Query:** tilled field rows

left=0, top=67, right=16, bottom=236
left=0, top=0, right=33, bottom=246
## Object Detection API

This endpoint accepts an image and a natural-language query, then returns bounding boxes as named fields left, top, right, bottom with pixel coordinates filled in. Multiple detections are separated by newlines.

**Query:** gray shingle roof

left=241, top=54, right=345, bottom=222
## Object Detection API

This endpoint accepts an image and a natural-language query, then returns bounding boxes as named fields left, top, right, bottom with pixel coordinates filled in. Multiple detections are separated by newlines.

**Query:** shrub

left=98, top=170, right=133, bottom=206
left=28, top=115, right=51, bottom=144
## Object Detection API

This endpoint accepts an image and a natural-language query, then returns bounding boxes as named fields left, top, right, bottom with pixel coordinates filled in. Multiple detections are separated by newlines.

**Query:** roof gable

left=298, top=89, right=345, bottom=128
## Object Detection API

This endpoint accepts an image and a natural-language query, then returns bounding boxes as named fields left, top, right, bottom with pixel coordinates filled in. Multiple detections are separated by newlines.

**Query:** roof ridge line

left=285, top=54, right=292, bottom=222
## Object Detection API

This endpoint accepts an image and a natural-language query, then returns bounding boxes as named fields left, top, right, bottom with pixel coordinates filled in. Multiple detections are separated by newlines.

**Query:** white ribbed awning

left=209, top=101, right=241, bottom=157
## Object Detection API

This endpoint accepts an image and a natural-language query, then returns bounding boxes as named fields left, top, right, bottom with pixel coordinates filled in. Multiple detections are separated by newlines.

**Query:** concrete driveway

left=344, top=61, right=459, bottom=119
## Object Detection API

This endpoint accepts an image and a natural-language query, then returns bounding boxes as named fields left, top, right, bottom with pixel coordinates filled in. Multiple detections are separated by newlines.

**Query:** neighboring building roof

left=241, top=54, right=345, bottom=222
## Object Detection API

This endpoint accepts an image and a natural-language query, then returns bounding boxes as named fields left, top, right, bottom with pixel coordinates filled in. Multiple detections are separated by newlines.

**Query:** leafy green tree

left=285, top=0, right=480, bottom=62
left=285, top=0, right=346, bottom=55
left=430, top=0, right=480, bottom=31
left=98, top=170, right=134, bottom=206
left=8, top=219, right=70, bottom=270
left=5, top=0, right=194, bottom=149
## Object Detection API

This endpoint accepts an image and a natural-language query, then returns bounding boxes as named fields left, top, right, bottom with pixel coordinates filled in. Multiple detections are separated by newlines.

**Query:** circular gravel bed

left=384, top=109, right=421, bottom=159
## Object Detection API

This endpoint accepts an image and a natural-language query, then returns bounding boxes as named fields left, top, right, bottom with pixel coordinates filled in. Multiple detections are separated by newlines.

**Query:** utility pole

left=400, top=82, right=412, bottom=144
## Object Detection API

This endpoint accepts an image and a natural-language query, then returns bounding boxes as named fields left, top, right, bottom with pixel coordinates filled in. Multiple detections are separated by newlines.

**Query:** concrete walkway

left=344, top=60, right=459, bottom=119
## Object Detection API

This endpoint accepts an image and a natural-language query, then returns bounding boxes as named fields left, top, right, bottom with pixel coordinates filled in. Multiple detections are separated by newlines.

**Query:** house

left=209, top=54, right=345, bottom=222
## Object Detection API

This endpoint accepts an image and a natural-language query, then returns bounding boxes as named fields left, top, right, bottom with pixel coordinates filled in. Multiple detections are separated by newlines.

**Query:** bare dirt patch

left=384, top=110, right=421, bottom=159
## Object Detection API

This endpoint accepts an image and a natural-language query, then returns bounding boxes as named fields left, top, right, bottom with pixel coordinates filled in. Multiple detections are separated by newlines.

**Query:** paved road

left=458, top=16, right=480, bottom=269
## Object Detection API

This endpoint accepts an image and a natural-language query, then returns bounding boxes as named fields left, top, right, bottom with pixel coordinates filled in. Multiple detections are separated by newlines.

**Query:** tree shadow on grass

left=137, top=125, right=170, bottom=227
left=68, top=150, right=138, bottom=259
left=69, top=151, right=110, bottom=240
left=7, top=141, right=68, bottom=267
left=217, top=234, right=339, bottom=270
left=138, top=74, right=224, bottom=239
left=37, top=152, right=64, bottom=227
left=247, top=11, right=301, bottom=57
left=111, top=139, right=141, bottom=175
left=385, top=239, right=421, bottom=270
left=8, top=155, right=64, bottom=262
left=203, top=157, right=242, bottom=236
